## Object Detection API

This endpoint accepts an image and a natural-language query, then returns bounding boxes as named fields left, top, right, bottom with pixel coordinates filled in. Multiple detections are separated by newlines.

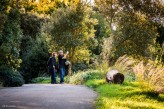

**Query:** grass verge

left=85, top=79, right=164, bottom=109
left=31, top=76, right=70, bottom=84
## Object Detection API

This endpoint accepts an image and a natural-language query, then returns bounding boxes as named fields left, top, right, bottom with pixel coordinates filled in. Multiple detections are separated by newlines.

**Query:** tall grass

left=133, top=61, right=164, bottom=93
left=111, top=55, right=164, bottom=93
left=110, top=55, right=136, bottom=82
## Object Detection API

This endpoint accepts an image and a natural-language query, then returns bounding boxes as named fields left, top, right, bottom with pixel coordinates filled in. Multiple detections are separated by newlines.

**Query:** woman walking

left=47, top=52, right=57, bottom=84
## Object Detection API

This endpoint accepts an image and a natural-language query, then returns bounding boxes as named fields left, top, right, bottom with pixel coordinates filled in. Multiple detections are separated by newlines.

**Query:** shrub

left=20, top=34, right=49, bottom=83
left=69, top=70, right=104, bottom=84
left=0, top=66, right=24, bottom=87
left=96, top=60, right=109, bottom=74
left=72, top=63, right=88, bottom=72
left=31, top=77, right=50, bottom=83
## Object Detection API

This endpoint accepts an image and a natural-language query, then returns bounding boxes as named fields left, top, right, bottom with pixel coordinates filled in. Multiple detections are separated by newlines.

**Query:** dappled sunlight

left=0, top=0, right=163, bottom=109
left=92, top=81, right=164, bottom=109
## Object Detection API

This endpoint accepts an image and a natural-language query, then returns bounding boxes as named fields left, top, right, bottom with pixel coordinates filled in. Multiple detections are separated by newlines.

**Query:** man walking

left=58, top=50, right=68, bottom=84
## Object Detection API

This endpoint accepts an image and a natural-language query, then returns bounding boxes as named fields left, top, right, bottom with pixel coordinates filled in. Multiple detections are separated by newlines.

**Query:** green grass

left=31, top=76, right=70, bottom=84
left=31, top=77, right=51, bottom=83
left=85, top=80, right=164, bottom=109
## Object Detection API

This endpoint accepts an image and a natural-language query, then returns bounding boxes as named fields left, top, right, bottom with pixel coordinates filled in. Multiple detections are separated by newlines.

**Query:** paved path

left=0, top=84, right=97, bottom=109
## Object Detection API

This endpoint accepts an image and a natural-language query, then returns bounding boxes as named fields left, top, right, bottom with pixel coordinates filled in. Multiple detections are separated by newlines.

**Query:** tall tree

left=46, top=3, right=97, bottom=63
left=95, top=0, right=164, bottom=61
left=0, top=9, right=22, bottom=69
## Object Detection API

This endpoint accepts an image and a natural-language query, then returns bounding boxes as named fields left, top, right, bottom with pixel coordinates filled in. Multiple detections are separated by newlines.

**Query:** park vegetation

left=0, top=0, right=164, bottom=108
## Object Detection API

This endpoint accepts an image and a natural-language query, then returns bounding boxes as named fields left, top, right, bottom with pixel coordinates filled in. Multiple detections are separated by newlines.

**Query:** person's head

left=58, top=50, right=64, bottom=56
left=52, top=52, right=57, bottom=57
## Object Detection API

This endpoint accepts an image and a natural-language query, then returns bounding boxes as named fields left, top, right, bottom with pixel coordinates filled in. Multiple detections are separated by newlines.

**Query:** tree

left=19, top=13, right=48, bottom=83
left=95, top=0, right=119, bottom=30
left=0, top=9, right=22, bottom=69
left=21, top=34, right=49, bottom=82
left=95, top=0, right=164, bottom=61
left=0, top=0, right=10, bottom=12
left=111, top=12, right=158, bottom=59
left=90, top=11, right=111, bottom=55
left=46, top=3, right=97, bottom=63
left=19, top=0, right=81, bottom=14
left=0, top=8, right=24, bottom=87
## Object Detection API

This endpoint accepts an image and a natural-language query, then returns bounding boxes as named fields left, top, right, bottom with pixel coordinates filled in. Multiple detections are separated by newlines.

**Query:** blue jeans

left=59, top=67, right=65, bottom=83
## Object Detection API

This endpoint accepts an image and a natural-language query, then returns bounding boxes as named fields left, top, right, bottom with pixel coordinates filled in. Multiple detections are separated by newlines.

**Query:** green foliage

left=90, top=12, right=111, bottom=55
left=69, top=70, right=105, bottom=84
left=20, top=34, right=49, bottom=83
left=20, top=13, right=45, bottom=39
left=19, top=13, right=48, bottom=83
left=72, top=63, right=88, bottom=72
left=0, top=65, right=24, bottom=87
left=31, top=76, right=50, bottom=83
left=46, top=3, right=97, bottom=63
left=0, top=0, right=10, bottom=12
left=96, top=0, right=164, bottom=62
left=111, top=12, right=158, bottom=59
left=0, top=13, right=7, bottom=35
left=0, top=9, right=22, bottom=69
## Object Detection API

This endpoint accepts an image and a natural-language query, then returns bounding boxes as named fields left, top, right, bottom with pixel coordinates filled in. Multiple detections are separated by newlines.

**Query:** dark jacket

left=47, top=57, right=56, bottom=68
left=58, top=55, right=66, bottom=68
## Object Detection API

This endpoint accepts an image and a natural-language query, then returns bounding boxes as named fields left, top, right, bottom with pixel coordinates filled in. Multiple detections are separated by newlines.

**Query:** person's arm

left=62, top=51, right=69, bottom=59
left=53, top=58, right=56, bottom=69
left=47, top=57, right=51, bottom=67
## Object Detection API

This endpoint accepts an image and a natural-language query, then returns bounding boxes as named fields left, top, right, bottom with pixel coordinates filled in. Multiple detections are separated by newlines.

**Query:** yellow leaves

left=135, top=12, right=148, bottom=23
left=72, top=48, right=90, bottom=63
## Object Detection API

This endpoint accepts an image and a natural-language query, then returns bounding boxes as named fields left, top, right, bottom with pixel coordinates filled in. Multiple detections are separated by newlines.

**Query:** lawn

left=85, top=79, right=164, bottom=109
left=31, top=76, right=70, bottom=84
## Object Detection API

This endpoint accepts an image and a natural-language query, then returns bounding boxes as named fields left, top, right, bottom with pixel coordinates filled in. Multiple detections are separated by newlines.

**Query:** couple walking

left=47, top=50, right=69, bottom=84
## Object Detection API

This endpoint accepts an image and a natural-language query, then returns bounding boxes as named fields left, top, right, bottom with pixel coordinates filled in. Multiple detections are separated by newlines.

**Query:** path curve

left=0, top=84, right=97, bottom=109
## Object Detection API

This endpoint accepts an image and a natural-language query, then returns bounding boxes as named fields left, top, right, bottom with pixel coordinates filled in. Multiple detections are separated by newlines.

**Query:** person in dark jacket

left=47, top=52, right=57, bottom=84
left=58, top=50, right=69, bottom=84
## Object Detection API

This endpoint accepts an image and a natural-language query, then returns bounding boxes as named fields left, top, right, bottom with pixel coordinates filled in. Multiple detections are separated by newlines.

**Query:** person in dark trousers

left=58, top=50, right=69, bottom=84
left=47, top=52, right=57, bottom=84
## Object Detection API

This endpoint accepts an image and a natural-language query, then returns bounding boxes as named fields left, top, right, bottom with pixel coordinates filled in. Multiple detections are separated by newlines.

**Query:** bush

left=31, top=77, right=50, bottom=83
left=69, top=70, right=105, bottom=84
left=72, top=63, right=88, bottom=72
left=0, top=66, right=24, bottom=87
left=20, top=34, right=49, bottom=83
